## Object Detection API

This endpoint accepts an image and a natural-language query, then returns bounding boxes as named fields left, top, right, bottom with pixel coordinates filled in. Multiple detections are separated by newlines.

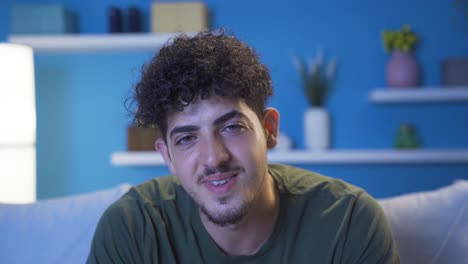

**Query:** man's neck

left=200, top=173, right=279, bottom=256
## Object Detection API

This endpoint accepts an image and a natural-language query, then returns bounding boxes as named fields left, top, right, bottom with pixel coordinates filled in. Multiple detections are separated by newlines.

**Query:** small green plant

left=291, top=51, right=337, bottom=107
left=382, top=24, right=418, bottom=52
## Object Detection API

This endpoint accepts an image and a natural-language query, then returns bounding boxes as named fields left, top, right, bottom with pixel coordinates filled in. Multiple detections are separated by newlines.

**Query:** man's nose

left=202, top=135, right=231, bottom=167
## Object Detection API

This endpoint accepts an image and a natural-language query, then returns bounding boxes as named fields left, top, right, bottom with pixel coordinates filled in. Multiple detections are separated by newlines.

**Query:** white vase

left=304, top=108, right=330, bottom=151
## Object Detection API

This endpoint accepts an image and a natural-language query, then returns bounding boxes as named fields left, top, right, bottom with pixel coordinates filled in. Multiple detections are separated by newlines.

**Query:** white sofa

left=1, top=180, right=467, bottom=264
left=0, top=183, right=132, bottom=264
left=378, top=179, right=468, bottom=263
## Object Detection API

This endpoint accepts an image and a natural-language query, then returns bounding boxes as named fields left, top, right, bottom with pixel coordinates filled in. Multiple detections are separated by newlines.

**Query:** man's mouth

left=209, top=178, right=231, bottom=186
left=206, top=174, right=239, bottom=186
left=202, top=173, right=237, bottom=184
left=201, top=172, right=239, bottom=195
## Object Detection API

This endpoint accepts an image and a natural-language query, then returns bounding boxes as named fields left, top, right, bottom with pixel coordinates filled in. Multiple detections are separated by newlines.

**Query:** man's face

left=157, top=96, right=278, bottom=226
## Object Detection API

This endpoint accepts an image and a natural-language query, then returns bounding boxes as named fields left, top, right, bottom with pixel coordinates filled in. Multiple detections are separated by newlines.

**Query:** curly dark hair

left=131, top=31, right=273, bottom=138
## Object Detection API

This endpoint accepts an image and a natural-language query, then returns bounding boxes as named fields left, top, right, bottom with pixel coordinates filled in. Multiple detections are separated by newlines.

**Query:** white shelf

left=8, top=33, right=186, bottom=52
left=370, top=86, right=468, bottom=103
left=112, top=151, right=166, bottom=166
left=111, top=149, right=468, bottom=166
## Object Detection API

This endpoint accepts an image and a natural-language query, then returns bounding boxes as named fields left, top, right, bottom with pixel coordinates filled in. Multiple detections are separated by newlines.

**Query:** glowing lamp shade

left=0, top=43, right=36, bottom=203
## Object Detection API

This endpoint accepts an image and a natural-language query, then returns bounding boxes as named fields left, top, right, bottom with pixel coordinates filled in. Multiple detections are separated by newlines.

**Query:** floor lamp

left=0, top=43, right=36, bottom=203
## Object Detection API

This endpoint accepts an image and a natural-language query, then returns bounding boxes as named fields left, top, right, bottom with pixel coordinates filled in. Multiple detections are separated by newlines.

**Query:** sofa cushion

left=378, top=179, right=468, bottom=264
left=0, top=183, right=132, bottom=264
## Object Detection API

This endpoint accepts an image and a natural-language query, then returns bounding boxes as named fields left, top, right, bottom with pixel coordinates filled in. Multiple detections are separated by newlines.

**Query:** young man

left=88, top=32, right=399, bottom=263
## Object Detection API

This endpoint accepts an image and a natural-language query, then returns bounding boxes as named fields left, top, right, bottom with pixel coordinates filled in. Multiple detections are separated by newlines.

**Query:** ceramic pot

left=304, top=108, right=330, bottom=151
left=386, top=51, right=420, bottom=88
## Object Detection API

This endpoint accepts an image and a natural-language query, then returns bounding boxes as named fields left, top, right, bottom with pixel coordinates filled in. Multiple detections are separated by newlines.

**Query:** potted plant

left=292, top=51, right=337, bottom=151
left=381, top=24, right=420, bottom=87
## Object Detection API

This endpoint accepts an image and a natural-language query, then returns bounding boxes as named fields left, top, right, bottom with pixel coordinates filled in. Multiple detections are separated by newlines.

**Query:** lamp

left=0, top=43, right=36, bottom=203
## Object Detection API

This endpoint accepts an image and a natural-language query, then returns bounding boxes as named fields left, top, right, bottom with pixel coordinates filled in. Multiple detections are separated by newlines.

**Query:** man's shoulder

left=116, top=175, right=184, bottom=208
left=268, top=163, right=364, bottom=201
left=96, top=175, right=187, bottom=230
left=88, top=175, right=188, bottom=263
left=269, top=164, right=399, bottom=262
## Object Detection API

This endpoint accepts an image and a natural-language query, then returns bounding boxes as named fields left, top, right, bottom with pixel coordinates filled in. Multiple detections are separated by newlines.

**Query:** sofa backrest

left=378, top=179, right=468, bottom=264
left=0, top=183, right=132, bottom=264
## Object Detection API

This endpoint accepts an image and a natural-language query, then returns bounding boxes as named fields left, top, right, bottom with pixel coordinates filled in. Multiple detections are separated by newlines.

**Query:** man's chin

left=200, top=204, right=248, bottom=227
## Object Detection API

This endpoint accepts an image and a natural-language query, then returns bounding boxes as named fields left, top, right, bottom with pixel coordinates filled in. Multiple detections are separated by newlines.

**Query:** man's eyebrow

left=169, top=125, right=199, bottom=139
left=213, top=110, right=246, bottom=127
left=169, top=110, right=250, bottom=139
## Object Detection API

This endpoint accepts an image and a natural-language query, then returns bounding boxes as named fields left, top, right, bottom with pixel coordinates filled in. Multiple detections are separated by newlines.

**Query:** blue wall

left=1, top=0, right=467, bottom=199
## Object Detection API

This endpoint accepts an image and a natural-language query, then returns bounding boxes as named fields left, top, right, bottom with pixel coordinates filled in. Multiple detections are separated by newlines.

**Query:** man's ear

left=155, top=138, right=176, bottom=174
left=262, top=107, right=280, bottom=149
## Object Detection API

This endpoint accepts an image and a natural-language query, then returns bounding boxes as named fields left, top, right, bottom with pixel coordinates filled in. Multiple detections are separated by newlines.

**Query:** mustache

left=197, top=164, right=242, bottom=183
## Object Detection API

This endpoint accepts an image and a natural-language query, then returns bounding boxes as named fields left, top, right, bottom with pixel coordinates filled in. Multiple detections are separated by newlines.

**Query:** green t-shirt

left=87, top=164, right=399, bottom=263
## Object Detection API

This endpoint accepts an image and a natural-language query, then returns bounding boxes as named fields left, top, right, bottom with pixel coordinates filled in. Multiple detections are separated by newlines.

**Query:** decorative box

left=127, top=126, right=161, bottom=151
left=441, top=58, right=468, bottom=86
left=151, top=2, right=209, bottom=33
left=11, top=4, right=77, bottom=34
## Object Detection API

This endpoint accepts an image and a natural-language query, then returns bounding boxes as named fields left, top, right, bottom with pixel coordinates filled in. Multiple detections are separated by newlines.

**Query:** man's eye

left=223, top=124, right=245, bottom=133
left=176, top=135, right=196, bottom=145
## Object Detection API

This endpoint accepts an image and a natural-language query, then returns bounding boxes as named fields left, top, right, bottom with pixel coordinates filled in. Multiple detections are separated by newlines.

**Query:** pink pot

left=386, top=51, right=420, bottom=88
